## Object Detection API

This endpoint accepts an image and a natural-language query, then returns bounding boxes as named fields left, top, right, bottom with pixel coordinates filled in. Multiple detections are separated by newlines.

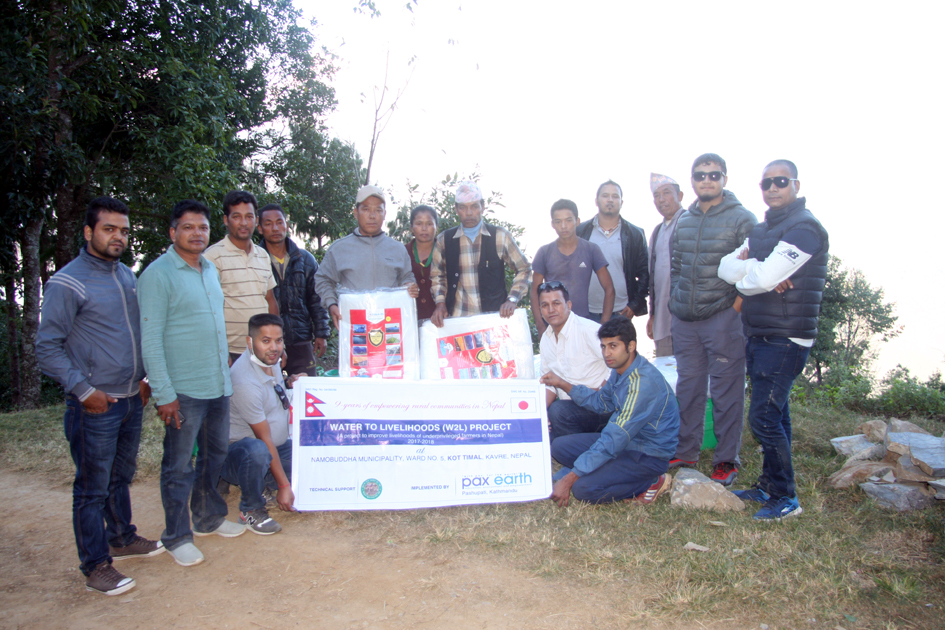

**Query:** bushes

left=799, top=365, right=945, bottom=421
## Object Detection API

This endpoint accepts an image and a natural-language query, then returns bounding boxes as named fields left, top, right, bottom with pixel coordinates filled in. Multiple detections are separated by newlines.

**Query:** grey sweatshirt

left=314, top=230, right=417, bottom=307
left=36, top=246, right=145, bottom=400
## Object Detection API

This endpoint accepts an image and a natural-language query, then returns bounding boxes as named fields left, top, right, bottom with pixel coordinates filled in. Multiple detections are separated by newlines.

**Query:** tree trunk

left=55, top=182, right=81, bottom=270
left=4, top=273, right=20, bottom=408
left=18, top=217, right=45, bottom=409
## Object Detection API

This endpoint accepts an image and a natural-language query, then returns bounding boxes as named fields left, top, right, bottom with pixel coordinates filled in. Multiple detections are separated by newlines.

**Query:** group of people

left=36, top=151, right=827, bottom=598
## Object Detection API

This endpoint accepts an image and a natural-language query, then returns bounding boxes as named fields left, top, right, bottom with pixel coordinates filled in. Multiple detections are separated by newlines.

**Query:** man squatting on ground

left=203, top=190, right=280, bottom=366
left=537, top=282, right=612, bottom=441
left=718, top=159, right=829, bottom=521
left=139, top=200, right=246, bottom=569
left=576, top=180, right=649, bottom=323
left=541, top=316, right=680, bottom=506
left=37, top=197, right=163, bottom=596
left=314, top=185, right=419, bottom=330
left=258, top=203, right=330, bottom=376
left=430, top=181, right=531, bottom=327
left=530, top=199, right=615, bottom=336
left=669, top=153, right=757, bottom=486
left=221, top=314, right=304, bottom=534
left=646, top=173, right=686, bottom=357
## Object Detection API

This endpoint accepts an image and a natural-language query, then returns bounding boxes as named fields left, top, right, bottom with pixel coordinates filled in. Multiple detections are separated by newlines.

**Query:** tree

left=808, top=256, right=902, bottom=385
left=2, top=0, right=346, bottom=407
left=263, top=127, right=365, bottom=254
left=386, top=171, right=523, bottom=245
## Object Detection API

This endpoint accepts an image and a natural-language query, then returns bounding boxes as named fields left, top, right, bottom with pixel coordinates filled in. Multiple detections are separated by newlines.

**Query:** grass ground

left=2, top=400, right=942, bottom=629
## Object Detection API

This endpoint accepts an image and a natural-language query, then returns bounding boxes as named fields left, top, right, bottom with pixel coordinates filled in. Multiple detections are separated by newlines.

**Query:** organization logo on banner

left=511, top=397, right=536, bottom=412
left=360, top=478, right=383, bottom=500
left=305, top=392, right=326, bottom=418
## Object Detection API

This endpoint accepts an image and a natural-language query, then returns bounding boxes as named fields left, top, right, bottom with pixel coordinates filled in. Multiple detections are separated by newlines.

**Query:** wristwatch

left=508, top=296, right=518, bottom=304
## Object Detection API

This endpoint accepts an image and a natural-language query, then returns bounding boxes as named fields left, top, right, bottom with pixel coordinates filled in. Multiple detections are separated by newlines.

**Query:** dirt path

left=0, top=470, right=707, bottom=630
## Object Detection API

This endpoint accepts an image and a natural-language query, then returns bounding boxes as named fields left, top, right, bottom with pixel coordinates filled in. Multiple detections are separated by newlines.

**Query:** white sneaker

left=194, top=519, right=246, bottom=538
left=167, top=542, right=204, bottom=567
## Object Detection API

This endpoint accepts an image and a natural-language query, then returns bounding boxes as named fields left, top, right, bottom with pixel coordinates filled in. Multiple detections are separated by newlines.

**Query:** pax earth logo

left=360, top=478, right=383, bottom=500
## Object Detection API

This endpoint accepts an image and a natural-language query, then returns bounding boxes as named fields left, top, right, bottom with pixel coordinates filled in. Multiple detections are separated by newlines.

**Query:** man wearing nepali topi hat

left=647, top=173, right=686, bottom=357
left=430, top=181, right=531, bottom=327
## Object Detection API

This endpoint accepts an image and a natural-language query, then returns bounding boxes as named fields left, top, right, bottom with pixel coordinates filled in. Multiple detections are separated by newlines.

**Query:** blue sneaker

left=753, top=495, right=803, bottom=521
left=732, top=485, right=771, bottom=503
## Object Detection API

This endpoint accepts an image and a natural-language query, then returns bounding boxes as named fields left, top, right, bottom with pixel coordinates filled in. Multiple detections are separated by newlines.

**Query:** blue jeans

left=745, top=336, right=811, bottom=500
left=548, top=400, right=611, bottom=442
left=64, top=395, right=143, bottom=576
left=551, top=433, right=667, bottom=503
left=160, top=393, right=230, bottom=550
left=221, top=438, right=292, bottom=512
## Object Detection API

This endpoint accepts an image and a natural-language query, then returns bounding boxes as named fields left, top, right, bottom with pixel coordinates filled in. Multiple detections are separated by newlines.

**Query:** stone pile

left=827, top=418, right=945, bottom=511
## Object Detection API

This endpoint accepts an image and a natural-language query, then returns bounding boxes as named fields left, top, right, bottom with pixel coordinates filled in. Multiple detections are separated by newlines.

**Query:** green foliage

left=386, top=171, right=522, bottom=245
left=808, top=256, right=902, bottom=384
left=871, top=367, right=945, bottom=420
left=261, top=130, right=365, bottom=255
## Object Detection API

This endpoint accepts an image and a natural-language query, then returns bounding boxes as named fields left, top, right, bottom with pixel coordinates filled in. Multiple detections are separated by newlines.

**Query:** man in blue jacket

left=540, top=316, right=680, bottom=505
left=37, top=197, right=162, bottom=596
left=719, top=159, right=828, bottom=521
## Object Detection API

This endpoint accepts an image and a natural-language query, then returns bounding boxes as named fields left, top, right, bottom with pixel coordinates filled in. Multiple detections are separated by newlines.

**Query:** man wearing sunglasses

left=220, top=313, right=304, bottom=534
left=669, top=153, right=757, bottom=487
left=718, top=160, right=828, bottom=521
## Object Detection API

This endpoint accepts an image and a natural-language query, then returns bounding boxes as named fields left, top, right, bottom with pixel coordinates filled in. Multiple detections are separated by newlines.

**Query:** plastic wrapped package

left=418, top=310, right=535, bottom=380
left=338, top=288, right=419, bottom=379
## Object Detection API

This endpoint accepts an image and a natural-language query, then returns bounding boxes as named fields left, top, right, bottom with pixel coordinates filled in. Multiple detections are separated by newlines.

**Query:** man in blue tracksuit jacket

left=541, top=316, right=679, bottom=505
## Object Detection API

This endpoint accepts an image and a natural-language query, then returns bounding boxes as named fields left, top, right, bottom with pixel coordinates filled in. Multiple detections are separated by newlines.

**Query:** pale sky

left=299, top=0, right=945, bottom=379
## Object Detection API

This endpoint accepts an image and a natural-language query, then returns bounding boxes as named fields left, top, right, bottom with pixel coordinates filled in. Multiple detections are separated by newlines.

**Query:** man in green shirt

left=139, top=200, right=244, bottom=568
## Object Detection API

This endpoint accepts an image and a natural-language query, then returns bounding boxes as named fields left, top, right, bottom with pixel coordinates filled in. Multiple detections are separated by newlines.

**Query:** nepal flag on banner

left=305, top=392, right=326, bottom=418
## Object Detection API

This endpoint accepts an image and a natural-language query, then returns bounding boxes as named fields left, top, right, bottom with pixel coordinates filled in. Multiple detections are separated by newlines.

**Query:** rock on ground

left=928, top=479, right=945, bottom=499
left=858, top=419, right=887, bottom=442
left=670, top=468, right=745, bottom=512
left=827, top=461, right=893, bottom=489
left=859, top=482, right=937, bottom=511
left=889, top=418, right=931, bottom=435
left=831, top=434, right=877, bottom=458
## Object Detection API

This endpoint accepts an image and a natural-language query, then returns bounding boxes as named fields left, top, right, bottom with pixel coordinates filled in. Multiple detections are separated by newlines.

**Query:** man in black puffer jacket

left=258, top=204, right=330, bottom=376
left=669, top=153, right=757, bottom=487
left=718, top=159, right=828, bottom=521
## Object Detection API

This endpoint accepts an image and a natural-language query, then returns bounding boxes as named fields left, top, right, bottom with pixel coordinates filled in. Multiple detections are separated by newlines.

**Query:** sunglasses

left=760, top=177, right=798, bottom=191
left=692, top=171, right=725, bottom=182
left=273, top=383, right=290, bottom=410
left=538, top=281, right=567, bottom=292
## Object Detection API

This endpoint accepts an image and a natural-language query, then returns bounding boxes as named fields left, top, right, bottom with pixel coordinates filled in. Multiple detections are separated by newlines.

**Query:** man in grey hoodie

left=669, top=154, right=757, bottom=486
left=314, top=185, right=418, bottom=329
left=37, top=197, right=162, bottom=596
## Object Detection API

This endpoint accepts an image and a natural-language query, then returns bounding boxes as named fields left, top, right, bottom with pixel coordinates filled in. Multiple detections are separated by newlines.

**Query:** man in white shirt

left=717, top=159, right=829, bottom=521
left=538, top=281, right=611, bottom=441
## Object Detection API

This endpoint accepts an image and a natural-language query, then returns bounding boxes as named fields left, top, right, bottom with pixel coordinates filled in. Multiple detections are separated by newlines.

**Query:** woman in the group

left=406, top=205, right=438, bottom=321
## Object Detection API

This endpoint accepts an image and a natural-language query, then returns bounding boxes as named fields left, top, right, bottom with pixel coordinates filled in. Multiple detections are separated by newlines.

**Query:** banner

left=291, top=378, right=551, bottom=510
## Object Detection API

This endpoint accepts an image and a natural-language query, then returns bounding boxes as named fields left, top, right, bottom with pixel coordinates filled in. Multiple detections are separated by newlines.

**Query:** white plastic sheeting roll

left=338, top=288, right=419, bottom=379
left=418, top=310, right=535, bottom=380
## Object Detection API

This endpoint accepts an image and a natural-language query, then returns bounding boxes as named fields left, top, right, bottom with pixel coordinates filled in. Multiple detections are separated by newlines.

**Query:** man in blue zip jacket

left=37, top=197, right=162, bottom=596
left=540, top=316, right=680, bottom=505
left=718, top=159, right=829, bottom=521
